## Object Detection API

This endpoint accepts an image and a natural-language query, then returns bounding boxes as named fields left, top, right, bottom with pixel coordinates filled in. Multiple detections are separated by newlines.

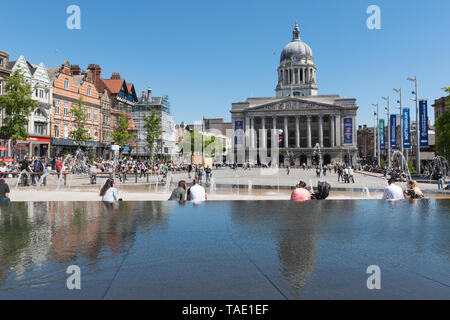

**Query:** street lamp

left=407, top=76, right=420, bottom=173
left=393, top=88, right=404, bottom=169
left=382, top=96, right=391, bottom=169
left=372, top=103, right=380, bottom=167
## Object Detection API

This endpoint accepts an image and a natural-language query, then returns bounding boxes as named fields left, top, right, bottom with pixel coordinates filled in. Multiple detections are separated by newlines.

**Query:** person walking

left=437, top=170, right=444, bottom=190
left=348, top=167, right=355, bottom=184
left=205, top=166, right=212, bottom=183
left=343, top=167, right=349, bottom=183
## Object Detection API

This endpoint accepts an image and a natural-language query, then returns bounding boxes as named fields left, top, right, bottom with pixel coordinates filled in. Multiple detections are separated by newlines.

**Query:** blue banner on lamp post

left=419, top=100, right=428, bottom=147
left=343, top=117, right=353, bottom=144
left=379, top=119, right=385, bottom=151
left=402, top=108, right=411, bottom=149
left=390, top=114, right=397, bottom=150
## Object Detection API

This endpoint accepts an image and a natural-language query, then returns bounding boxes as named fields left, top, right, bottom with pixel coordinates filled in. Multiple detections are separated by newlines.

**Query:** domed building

left=230, top=22, right=358, bottom=166
left=276, top=22, right=317, bottom=97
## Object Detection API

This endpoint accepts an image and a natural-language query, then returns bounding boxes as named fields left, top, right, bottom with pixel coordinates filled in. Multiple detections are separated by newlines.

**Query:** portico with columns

left=231, top=22, right=358, bottom=166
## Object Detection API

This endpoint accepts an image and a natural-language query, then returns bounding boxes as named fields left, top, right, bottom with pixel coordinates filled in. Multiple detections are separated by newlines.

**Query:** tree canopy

left=0, top=70, right=36, bottom=141
left=143, top=109, right=164, bottom=159
left=111, top=114, right=134, bottom=151
left=70, top=98, right=90, bottom=147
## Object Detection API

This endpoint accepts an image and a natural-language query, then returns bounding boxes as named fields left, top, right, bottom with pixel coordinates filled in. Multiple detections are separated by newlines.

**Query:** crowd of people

left=0, top=153, right=448, bottom=204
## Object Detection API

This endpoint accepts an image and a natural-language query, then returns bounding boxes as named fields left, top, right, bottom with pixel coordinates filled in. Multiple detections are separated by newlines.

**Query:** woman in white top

left=99, top=178, right=119, bottom=202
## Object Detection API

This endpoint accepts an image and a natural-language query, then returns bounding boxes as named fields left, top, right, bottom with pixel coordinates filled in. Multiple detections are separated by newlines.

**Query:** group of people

left=382, top=178, right=424, bottom=200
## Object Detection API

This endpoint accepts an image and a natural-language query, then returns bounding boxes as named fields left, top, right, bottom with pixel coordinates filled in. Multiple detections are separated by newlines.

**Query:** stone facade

left=48, top=61, right=102, bottom=156
left=9, top=55, right=52, bottom=158
left=230, top=23, right=358, bottom=166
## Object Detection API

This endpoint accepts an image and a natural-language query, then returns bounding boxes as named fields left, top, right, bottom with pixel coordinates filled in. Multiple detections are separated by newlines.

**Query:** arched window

left=34, top=108, right=46, bottom=118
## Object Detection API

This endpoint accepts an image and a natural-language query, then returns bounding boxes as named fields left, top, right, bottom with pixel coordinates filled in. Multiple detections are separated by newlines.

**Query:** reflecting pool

left=0, top=200, right=449, bottom=299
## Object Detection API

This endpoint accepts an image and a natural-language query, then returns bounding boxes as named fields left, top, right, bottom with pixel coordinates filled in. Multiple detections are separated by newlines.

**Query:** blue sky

left=2, top=0, right=449, bottom=126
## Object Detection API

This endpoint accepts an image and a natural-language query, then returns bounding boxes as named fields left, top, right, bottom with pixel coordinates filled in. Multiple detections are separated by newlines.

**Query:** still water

left=0, top=200, right=449, bottom=299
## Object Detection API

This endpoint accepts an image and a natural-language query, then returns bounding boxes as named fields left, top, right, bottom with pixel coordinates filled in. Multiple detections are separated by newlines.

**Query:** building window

left=55, top=100, right=60, bottom=114
left=87, top=108, right=91, bottom=120
left=35, top=89, right=39, bottom=97
left=55, top=124, right=60, bottom=137
left=64, top=101, right=69, bottom=117
left=94, top=109, right=98, bottom=122
left=34, top=122, right=46, bottom=135
left=0, top=80, right=2, bottom=95
left=64, top=79, right=69, bottom=90
left=0, top=58, right=3, bottom=66
left=39, top=89, right=44, bottom=98
left=34, top=109, right=46, bottom=118
left=64, top=124, right=69, bottom=138
left=87, top=127, right=91, bottom=138
left=87, top=87, right=92, bottom=96
left=94, top=128, right=98, bottom=140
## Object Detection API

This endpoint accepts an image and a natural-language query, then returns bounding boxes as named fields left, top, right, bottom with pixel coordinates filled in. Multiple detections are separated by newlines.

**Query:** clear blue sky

left=2, top=0, right=449, bottom=126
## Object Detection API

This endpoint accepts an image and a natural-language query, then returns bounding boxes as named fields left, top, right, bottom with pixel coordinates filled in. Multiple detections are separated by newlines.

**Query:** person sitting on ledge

left=404, top=180, right=424, bottom=200
left=187, top=179, right=207, bottom=202
left=100, top=178, right=119, bottom=202
left=169, top=180, right=187, bottom=201
left=0, top=179, right=11, bottom=202
left=382, top=178, right=405, bottom=200
left=290, top=181, right=311, bottom=202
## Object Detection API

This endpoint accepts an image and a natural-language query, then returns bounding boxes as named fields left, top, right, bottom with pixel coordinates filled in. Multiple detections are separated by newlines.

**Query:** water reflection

left=0, top=200, right=449, bottom=298
left=0, top=202, right=168, bottom=288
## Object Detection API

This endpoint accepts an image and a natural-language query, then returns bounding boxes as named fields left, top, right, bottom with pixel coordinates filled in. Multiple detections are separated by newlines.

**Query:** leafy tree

left=0, top=70, right=36, bottom=157
left=435, top=87, right=450, bottom=160
left=70, top=98, right=90, bottom=147
left=435, top=111, right=450, bottom=160
left=111, top=114, right=134, bottom=155
left=143, top=109, right=164, bottom=160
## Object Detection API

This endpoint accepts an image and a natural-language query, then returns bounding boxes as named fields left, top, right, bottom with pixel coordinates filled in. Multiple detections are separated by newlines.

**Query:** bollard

left=146, top=172, right=149, bottom=183
left=135, top=172, right=138, bottom=183
left=64, top=173, right=67, bottom=186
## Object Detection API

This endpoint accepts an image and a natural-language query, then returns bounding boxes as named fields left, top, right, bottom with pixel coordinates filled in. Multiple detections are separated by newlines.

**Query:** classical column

left=284, top=117, right=288, bottom=149
left=319, top=115, right=324, bottom=147
left=245, top=115, right=250, bottom=150
left=353, top=115, right=357, bottom=147
left=307, top=115, right=312, bottom=148
left=250, top=117, right=255, bottom=148
left=295, top=116, right=300, bottom=148
left=272, top=116, right=277, bottom=148
left=261, top=117, right=266, bottom=149
left=331, top=115, right=335, bottom=147
left=335, top=114, right=341, bottom=146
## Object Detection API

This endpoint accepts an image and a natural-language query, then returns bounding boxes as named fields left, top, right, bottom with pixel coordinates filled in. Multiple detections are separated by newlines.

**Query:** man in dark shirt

left=20, top=157, right=31, bottom=186
left=168, top=180, right=186, bottom=201
left=0, top=179, right=11, bottom=202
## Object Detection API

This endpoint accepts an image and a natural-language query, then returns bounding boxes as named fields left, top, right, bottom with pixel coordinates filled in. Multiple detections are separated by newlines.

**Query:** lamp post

left=393, top=88, right=404, bottom=169
left=407, top=77, right=420, bottom=173
left=382, top=96, right=391, bottom=169
left=373, top=110, right=377, bottom=165
left=372, top=103, right=380, bottom=167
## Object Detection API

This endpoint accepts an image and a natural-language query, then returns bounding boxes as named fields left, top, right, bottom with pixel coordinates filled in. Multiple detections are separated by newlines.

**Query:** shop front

left=13, top=137, right=51, bottom=159
left=51, top=138, right=100, bottom=158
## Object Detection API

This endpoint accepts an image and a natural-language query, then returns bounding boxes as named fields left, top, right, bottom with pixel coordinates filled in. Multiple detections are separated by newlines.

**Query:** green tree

left=435, top=111, right=450, bottom=160
left=111, top=114, right=134, bottom=155
left=143, top=109, right=164, bottom=160
left=0, top=70, right=37, bottom=157
left=70, top=98, right=90, bottom=147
